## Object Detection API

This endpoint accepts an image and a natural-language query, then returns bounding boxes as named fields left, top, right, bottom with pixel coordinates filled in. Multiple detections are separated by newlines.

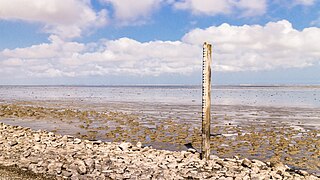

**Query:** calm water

left=1, top=85, right=320, bottom=108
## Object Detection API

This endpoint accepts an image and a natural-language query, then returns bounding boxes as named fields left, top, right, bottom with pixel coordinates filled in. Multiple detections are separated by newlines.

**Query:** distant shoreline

left=1, top=84, right=320, bottom=88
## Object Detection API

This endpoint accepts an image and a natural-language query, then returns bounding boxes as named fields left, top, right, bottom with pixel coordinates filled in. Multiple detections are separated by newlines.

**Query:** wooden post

left=201, top=42, right=212, bottom=160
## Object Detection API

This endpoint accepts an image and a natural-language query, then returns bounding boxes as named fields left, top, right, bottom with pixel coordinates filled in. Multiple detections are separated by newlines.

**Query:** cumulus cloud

left=173, top=0, right=267, bottom=16
left=183, top=20, right=320, bottom=71
left=0, top=36, right=200, bottom=78
left=0, top=0, right=108, bottom=39
left=101, top=0, right=163, bottom=25
left=1, top=20, right=320, bottom=79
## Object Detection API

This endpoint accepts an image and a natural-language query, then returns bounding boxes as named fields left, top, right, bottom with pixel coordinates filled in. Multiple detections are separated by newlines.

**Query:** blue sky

left=0, top=0, right=320, bottom=85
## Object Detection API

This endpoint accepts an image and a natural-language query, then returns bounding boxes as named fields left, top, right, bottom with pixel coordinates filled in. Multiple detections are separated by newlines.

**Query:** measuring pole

left=201, top=42, right=212, bottom=160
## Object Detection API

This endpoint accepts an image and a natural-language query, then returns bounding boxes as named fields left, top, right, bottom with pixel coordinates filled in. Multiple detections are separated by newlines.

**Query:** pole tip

left=203, top=42, right=212, bottom=46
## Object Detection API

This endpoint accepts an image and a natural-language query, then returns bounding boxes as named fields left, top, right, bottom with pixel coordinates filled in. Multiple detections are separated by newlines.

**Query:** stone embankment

left=0, top=123, right=318, bottom=180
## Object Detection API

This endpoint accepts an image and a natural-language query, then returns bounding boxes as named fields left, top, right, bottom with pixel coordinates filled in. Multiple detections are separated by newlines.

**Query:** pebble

left=187, top=148, right=197, bottom=153
left=136, top=141, right=142, bottom=148
left=8, top=141, right=18, bottom=146
left=73, top=138, right=81, bottom=144
left=118, top=142, right=132, bottom=151
left=241, top=158, right=252, bottom=168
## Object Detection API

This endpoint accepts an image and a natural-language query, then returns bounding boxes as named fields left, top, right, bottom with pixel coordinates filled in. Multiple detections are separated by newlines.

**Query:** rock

left=309, top=175, right=320, bottom=180
left=212, top=163, right=222, bottom=170
left=225, top=158, right=237, bottom=162
left=8, top=141, right=18, bottom=146
left=187, top=148, right=197, bottom=153
left=85, top=143, right=93, bottom=149
left=74, top=159, right=87, bottom=174
left=225, top=171, right=234, bottom=177
left=119, top=142, right=132, bottom=151
left=73, top=138, right=82, bottom=144
left=167, top=162, right=178, bottom=169
left=250, top=174, right=266, bottom=180
left=62, top=170, right=73, bottom=178
left=61, top=135, right=68, bottom=142
left=216, top=159, right=227, bottom=167
left=48, top=132, right=55, bottom=136
left=22, top=150, right=31, bottom=158
left=33, top=144, right=47, bottom=152
left=18, top=158, right=30, bottom=169
left=70, top=174, right=81, bottom=180
left=34, top=134, right=41, bottom=142
left=271, top=173, right=282, bottom=179
left=270, top=161, right=287, bottom=173
left=0, top=121, right=317, bottom=180
left=48, top=162, right=63, bottom=174
left=252, top=159, right=266, bottom=168
left=84, top=158, right=95, bottom=171
left=297, top=170, right=309, bottom=176
left=29, top=156, right=41, bottom=164
left=91, top=140, right=102, bottom=145
left=210, top=154, right=219, bottom=160
left=251, top=165, right=260, bottom=174
left=136, top=141, right=142, bottom=148
left=216, top=176, right=230, bottom=180
left=242, top=158, right=252, bottom=168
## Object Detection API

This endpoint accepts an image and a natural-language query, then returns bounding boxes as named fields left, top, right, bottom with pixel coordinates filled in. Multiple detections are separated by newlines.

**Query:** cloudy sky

left=0, top=0, right=320, bottom=85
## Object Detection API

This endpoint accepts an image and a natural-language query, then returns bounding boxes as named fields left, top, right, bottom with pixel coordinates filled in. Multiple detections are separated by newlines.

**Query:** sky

left=0, top=0, right=320, bottom=85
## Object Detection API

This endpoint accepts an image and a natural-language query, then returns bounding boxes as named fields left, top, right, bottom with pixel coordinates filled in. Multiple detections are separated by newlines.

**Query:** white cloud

left=101, top=0, right=162, bottom=25
left=173, top=0, right=267, bottom=16
left=2, top=35, right=85, bottom=59
left=293, top=0, right=315, bottom=5
left=0, top=0, right=108, bottom=39
left=173, top=0, right=234, bottom=15
left=183, top=20, right=320, bottom=71
left=1, top=20, right=320, bottom=79
left=236, top=0, right=267, bottom=16
left=0, top=36, right=200, bottom=78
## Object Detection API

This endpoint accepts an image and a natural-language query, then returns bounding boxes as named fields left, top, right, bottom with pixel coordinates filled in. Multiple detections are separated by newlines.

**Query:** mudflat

left=0, top=100, right=319, bottom=177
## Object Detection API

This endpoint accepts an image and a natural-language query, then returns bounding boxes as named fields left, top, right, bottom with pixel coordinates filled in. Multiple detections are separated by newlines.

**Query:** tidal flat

left=0, top=85, right=319, bottom=176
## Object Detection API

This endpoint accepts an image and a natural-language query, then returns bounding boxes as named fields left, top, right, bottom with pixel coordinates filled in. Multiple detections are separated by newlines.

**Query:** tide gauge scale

left=201, top=42, right=212, bottom=160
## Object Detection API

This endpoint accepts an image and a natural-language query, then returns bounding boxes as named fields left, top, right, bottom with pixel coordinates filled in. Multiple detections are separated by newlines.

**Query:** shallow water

left=1, top=85, right=320, bottom=108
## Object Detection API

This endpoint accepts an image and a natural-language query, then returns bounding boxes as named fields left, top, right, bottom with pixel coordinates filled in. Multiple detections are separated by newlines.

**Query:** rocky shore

left=0, top=123, right=319, bottom=179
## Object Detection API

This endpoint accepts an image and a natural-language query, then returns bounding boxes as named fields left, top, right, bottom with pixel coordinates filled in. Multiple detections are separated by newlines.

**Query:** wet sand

left=0, top=100, right=319, bottom=176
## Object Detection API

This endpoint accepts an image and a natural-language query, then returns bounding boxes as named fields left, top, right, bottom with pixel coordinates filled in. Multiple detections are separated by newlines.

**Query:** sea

left=1, top=85, right=320, bottom=108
